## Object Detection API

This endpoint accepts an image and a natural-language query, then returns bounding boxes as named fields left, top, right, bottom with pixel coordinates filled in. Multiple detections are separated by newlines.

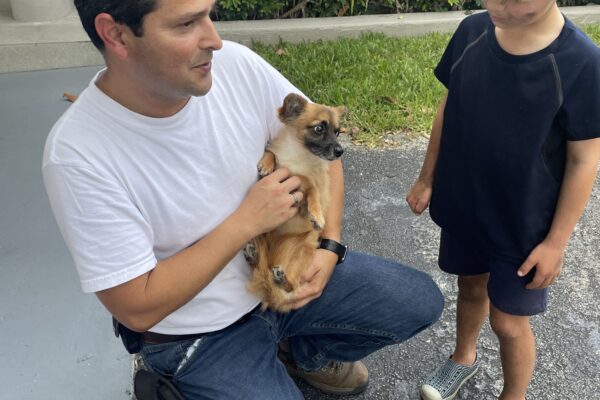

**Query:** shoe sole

left=420, top=366, right=479, bottom=400
left=286, top=369, right=369, bottom=396
left=301, top=378, right=369, bottom=396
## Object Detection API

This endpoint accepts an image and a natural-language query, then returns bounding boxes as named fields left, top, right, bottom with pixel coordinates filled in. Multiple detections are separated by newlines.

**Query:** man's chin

left=189, top=80, right=213, bottom=97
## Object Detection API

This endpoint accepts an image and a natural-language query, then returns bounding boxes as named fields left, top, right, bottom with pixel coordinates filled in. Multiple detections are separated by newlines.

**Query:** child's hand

left=406, top=180, right=432, bottom=215
left=517, top=240, right=565, bottom=289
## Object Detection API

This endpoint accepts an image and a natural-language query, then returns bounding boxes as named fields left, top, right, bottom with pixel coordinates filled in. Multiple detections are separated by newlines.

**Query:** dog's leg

left=271, top=266, right=294, bottom=292
left=244, top=235, right=269, bottom=268
left=257, top=150, right=277, bottom=178
left=305, top=187, right=325, bottom=231
left=243, top=240, right=259, bottom=267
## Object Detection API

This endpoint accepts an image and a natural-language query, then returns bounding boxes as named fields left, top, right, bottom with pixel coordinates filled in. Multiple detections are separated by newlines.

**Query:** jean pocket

left=140, top=339, right=199, bottom=377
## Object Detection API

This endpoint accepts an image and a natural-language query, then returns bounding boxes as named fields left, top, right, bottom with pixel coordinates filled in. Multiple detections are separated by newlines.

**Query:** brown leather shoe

left=281, top=352, right=369, bottom=395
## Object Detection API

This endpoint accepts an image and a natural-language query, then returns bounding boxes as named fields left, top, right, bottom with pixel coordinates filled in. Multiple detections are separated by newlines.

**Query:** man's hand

left=406, top=180, right=432, bottom=215
left=517, top=240, right=565, bottom=289
left=284, top=249, right=338, bottom=310
left=237, top=168, right=304, bottom=237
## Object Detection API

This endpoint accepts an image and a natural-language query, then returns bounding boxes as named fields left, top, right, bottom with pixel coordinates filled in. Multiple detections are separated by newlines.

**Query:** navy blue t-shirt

left=430, top=12, right=600, bottom=260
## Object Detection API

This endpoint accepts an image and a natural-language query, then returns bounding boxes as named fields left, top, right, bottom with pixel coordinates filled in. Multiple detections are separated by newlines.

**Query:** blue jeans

left=139, top=252, right=444, bottom=399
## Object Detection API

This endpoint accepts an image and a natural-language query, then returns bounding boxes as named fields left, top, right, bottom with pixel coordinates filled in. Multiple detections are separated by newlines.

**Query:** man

left=42, top=0, right=444, bottom=398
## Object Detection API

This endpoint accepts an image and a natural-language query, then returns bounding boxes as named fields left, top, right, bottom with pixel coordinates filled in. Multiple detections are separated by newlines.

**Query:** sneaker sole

left=420, top=366, right=479, bottom=400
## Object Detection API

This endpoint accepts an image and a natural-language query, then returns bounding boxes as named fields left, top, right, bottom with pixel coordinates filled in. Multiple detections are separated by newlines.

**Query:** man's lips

left=192, top=61, right=212, bottom=71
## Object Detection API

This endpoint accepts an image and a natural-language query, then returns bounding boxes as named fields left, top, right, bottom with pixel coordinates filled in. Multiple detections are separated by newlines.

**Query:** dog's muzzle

left=333, top=145, right=344, bottom=158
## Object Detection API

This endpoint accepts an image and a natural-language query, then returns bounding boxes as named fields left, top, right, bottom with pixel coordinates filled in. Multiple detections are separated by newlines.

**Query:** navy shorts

left=438, top=230, right=548, bottom=316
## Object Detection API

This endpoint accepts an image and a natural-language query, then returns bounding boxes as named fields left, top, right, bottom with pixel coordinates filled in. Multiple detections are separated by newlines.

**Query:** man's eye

left=181, top=20, right=195, bottom=28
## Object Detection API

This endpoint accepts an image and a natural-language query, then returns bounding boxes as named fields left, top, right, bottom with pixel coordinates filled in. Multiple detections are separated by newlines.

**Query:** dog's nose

left=333, top=145, right=344, bottom=158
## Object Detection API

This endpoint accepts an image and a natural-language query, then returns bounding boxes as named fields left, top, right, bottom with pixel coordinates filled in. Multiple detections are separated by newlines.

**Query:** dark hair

left=74, top=0, right=158, bottom=50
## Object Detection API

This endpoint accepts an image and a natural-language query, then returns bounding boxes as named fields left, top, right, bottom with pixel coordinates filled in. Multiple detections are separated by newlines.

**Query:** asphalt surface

left=299, top=139, right=600, bottom=399
left=1, top=66, right=599, bottom=400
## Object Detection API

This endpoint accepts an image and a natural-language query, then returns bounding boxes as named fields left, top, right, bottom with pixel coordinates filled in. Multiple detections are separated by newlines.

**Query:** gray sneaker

left=420, top=354, right=480, bottom=400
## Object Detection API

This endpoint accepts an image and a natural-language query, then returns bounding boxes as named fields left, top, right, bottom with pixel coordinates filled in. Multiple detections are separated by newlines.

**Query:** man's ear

left=94, top=13, right=131, bottom=59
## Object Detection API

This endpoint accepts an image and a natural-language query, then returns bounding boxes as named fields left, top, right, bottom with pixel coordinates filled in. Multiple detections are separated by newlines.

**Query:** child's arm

left=518, top=137, right=600, bottom=289
left=406, top=91, right=448, bottom=215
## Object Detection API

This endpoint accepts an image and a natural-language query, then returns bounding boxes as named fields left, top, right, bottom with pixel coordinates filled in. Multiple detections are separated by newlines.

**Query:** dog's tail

left=63, top=92, right=79, bottom=103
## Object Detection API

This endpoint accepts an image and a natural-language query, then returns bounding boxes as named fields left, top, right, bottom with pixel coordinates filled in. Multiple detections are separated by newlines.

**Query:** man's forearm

left=320, top=159, right=344, bottom=242
left=97, top=210, right=257, bottom=331
left=97, top=168, right=303, bottom=331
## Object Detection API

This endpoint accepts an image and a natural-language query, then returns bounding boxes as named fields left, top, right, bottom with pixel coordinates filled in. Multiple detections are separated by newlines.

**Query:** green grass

left=253, top=24, right=600, bottom=146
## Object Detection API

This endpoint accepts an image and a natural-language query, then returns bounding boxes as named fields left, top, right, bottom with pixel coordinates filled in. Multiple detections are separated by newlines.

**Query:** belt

left=141, top=330, right=206, bottom=345
left=141, top=305, right=259, bottom=345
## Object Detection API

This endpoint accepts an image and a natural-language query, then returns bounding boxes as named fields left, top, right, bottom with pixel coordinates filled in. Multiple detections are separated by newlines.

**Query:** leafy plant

left=212, top=0, right=595, bottom=21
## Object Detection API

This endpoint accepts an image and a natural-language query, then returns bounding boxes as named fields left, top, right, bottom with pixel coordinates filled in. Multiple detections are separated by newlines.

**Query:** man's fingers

left=289, top=190, right=304, bottom=207
left=267, top=167, right=290, bottom=181
left=299, top=267, right=319, bottom=284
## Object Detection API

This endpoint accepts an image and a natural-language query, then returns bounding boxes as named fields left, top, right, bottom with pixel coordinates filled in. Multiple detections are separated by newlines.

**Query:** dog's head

left=278, top=93, right=347, bottom=161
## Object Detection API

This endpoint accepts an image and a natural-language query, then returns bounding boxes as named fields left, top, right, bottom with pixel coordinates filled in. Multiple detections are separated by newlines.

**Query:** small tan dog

left=244, top=93, right=346, bottom=312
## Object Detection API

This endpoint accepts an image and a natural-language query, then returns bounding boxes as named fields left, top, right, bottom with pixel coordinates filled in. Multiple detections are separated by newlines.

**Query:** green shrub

left=212, top=0, right=596, bottom=21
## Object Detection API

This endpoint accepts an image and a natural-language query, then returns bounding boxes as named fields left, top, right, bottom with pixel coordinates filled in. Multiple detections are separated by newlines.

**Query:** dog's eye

left=313, top=125, right=324, bottom=134
left=334, top=129, right=340, bottom=137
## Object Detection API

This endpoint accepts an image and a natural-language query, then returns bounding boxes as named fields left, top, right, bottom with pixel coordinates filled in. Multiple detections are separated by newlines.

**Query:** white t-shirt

left=42, top=41, right=302, bottom=334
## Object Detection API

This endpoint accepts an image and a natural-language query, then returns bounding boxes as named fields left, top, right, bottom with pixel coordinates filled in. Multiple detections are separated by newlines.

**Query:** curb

left=1, top=5, right=600, bottom=73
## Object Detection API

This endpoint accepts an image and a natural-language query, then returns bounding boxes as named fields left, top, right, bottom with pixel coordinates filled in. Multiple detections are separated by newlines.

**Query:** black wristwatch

left=318, top=238, right=348, bottom=265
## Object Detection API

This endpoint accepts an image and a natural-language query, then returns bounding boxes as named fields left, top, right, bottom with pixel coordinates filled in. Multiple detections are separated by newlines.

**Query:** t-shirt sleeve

left=434, top=15, right=484, bottom=88
left=43, top=163, right=157, bottom=293
left=559, top=53, right=600, bottom=141
left=243, top=47, right=307, bottom=141
left=434, top=30, right=462, bottom=88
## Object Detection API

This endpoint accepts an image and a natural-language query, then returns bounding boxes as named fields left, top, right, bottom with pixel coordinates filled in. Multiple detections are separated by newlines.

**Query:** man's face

left=483, top=0, right=557, bottom=30
left=126, top=0, right=223, bottom=100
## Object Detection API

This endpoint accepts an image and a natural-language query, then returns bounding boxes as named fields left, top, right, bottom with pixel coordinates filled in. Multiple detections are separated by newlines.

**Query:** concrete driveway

left=1, top=66, right=598, bottom=399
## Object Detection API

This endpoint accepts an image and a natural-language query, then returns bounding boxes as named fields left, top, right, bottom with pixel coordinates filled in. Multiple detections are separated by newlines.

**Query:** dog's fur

left=244, top=93, right=346, bottom=312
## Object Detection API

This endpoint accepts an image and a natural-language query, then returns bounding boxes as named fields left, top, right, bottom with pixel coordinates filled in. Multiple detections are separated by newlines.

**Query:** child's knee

left=489, top=307, right=531, bottom=339
left=457, top=274, right=489, bottom=302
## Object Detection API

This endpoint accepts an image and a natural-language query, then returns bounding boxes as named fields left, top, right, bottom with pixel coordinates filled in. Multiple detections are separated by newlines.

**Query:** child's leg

left=420, top=231, right=489, bottom=400
left=453, top=273, right=489, bottom=365
left=489, top=304, right=535, bottom=400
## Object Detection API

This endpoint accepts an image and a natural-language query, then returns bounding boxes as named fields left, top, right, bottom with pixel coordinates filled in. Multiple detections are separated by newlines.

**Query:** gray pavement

left=1, top=63, right=599, bottom=399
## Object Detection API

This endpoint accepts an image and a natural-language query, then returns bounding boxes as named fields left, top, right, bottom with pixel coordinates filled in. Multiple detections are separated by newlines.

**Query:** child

left=406, top=0, right=600, bottom=399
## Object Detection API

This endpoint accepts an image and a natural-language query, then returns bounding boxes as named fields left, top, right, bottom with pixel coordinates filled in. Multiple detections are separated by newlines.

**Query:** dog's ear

left=334, top=106, right=347, bottom=118
left=278, top=93, right=308, bottom=123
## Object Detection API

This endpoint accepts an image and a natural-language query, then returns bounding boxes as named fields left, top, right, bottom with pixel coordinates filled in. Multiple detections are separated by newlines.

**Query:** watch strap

left=318, top=238, right=348, bottom=265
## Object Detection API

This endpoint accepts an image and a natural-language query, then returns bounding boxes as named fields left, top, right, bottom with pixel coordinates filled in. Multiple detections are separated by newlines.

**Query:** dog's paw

left=257, top=163, right=274, bottom=179
left=309, top=213, right=325, bottom=231
left=271, top=266, right=287, bottom=285
left=243, top=242, right=258, bottom=266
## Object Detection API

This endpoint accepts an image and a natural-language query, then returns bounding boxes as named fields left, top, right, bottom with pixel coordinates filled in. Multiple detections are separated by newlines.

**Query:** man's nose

left=200, top=19, right=223, bottom=51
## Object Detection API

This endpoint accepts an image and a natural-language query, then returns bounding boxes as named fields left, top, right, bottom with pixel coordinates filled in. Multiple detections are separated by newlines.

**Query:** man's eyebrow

left=176, top=2, right=217, bottom=21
